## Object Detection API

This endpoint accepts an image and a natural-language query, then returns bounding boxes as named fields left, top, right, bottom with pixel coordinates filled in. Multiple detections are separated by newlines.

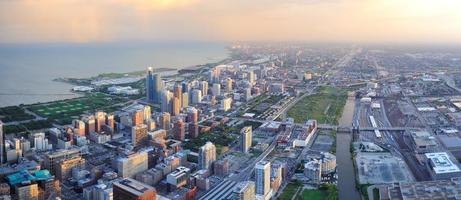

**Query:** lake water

left=0, top=42, right=228, bottom=107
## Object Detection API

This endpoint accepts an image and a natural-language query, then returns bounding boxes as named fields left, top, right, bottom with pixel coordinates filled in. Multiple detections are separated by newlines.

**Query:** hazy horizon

left=1, top=0, right=461, bottom=44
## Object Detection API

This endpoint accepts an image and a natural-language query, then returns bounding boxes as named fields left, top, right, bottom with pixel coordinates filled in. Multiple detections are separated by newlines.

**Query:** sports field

left=27, top=93, right=128, bottom=124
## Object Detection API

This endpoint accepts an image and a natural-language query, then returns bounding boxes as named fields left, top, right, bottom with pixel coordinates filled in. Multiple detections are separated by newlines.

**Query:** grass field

left=279, top=182, right=303, bottom=200
left=287, top=86, right=347, bottom=124
left=27, top=93, right=128, bottom=125
left=300, top=189, right=328, bottom=200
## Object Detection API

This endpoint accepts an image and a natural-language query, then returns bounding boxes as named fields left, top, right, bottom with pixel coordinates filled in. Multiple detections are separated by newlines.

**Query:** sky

left=1, top=0, right=461, bottom=44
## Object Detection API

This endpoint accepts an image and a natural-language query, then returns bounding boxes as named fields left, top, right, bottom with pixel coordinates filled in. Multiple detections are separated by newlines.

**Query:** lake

left=0, top=41, right=228, bottom=107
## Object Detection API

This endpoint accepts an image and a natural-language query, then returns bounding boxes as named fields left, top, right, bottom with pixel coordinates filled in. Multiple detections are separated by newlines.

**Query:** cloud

left=0, top=0, right=460, bottom=43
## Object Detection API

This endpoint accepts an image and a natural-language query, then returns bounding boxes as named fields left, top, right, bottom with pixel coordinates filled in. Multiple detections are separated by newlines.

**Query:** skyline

left=1, top=0, right=461, bottom=44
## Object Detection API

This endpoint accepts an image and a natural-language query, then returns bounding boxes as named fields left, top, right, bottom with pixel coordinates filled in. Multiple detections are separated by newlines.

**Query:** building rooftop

left=113, top=178, right=155, bottom=196
left=7, top=170, right=53, bottom=186
left=425, top=152, right=461, bottom=174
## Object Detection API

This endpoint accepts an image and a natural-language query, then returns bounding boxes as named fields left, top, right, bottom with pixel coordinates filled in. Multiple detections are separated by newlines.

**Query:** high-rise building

left=72, top=119, right=86, bottom=136
left=55, top=156, right=85, bottom=181
left=181, top=92, right=189, bottom=108
left=220, top=97, right=232, bottom=111
left=181, top=81, right=190, bottom=94
left=198, top=142, right=216, bottom=170
left=161, top=90, right=173, bottom=113
left=143, top=106, right=152, bottom=122
left=240, top=126, right=252, bottom=153
left=146, top=67, right=163, bottom=104
left=174, top=84, right=182, bottom=99
left=186, top=107, right=198, bottom=123
left=233, top=181, right=255, bottom=200
left=172, top=97, right=181, bottom=116
left=95, top=111, right=106, bottom=133
left=106, top=113, right=115, bottom=131
left=132, top=110, right=144, bottom=127
left=173, top=120, right=185, bottom=141
left=159, top=112, right=171, bottom=130
left=132, top=124, right=148, bottom=147
left=83, top=115, right=96, bottom=134
left=212, top=83, right=221, bottom=96
left=255, top=161, right=271, bottom=197
left=191, top=89, right=202, bottom=104
left=0, top=120, right=5, bottom=164
left=226, top=78, right=233, bottom=93
left=116, top=152, right=149, bottom=178
left=248, top=70, right=255, bottom=85
left=200, top=81, right=208, bottom=96
left=113, top=178, right=156, bottom=200
left=244, top=87, right=252, bottom=102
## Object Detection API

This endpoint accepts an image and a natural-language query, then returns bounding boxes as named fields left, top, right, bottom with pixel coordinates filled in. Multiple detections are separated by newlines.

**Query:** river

left=337, top=93, right=361, bottom=200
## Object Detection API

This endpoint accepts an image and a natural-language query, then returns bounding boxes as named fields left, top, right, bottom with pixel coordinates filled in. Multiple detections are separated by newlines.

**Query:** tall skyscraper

left=0, top=120, right=5, bottom=164
left=173, top=120, right=185, bottom=141
left=113, top=178, right=156, bottom=200
left=181, top=92, right=189, bottom=108
left=146, top=67, right=163, bottom=104
left=240, top=126, right=252, bottom=153
left=198, top=142, right=216, bottom=170
left=187, top=107, right=199, bottom=138
left=172, top=97, right=181, bottom=116
left=131, top=124, right=148, bottom=147
left=161, top=90, right=173, bottom=113
left=255, top=161, right=271, bottom=197
left=95, top=111, right=106, bottom=133
left=181, top=81, right=190, bottom=93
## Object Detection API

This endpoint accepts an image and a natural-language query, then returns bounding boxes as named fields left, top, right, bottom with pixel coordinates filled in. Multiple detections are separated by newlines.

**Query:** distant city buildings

left=146, top=67, right=163, bottom=104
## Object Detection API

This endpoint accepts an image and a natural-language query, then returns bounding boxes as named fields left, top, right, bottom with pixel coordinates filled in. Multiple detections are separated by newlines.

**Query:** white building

left=198, top=142, right=216, bottom=170
left=220, top=97, right=232, bottom=111
left=116, top=151, right=148, bottom=178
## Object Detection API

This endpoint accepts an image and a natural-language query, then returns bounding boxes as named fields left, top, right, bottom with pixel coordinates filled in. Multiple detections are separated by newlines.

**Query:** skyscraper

left=181, top=81, right=190, bottom=93
left=172, top=97, right=181, bottom=116
left=159, top=112, right=171, bottom=130
left=191, top=89, right=202, bottom=104
left=240, top=126, right=252, bottom=153
left=131, top=124, right=148, bottom=147
left=0, top=120, right=5, bottom=164
left=181, top=92, right=189, bottom=108
left=200, top=81, right=208, bottom=96
left=198, top=142, right=216, bottom=170
left=212, top=83, right=221, bottom=96
left=187, top=107, right=199, bottom=138
left=174, top=120, right=185, bottom=141
left=113, top=178, right=156, bottom=200
left=146, top=67, right=163, bottom=104
left=226, top=78, right=233, bottom=93
left=255, top=161, right=271, bottom=197
left=161, top=90, right=173, bottom=113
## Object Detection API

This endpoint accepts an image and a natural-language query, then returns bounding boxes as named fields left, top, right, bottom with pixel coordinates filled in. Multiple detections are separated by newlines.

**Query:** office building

left=83, top=115, right=96, bottom=134
left=220, top=97, right=232, bottom=111
left=181, top=92, right=189, bottom=108
left=226, top=78, right=233, bottom=93
left=95, top=111, right=106, bottom=133
left=132, top=110, right=144, bottom=126
left=214, top=159, right=230, bottom=177
left=240, top=126, right=252, bottom=153
left=198, top=142, right=216, bottom=170
left=233, top=181, right=255, bottom=200
left=55, top=156, right=86, bottom=181
left=212, top=83, right=221, bottom=96
left=116, top=152, right=149, bottom=178
left=174, top=84, right=182, bottom=101
left=146, top=67, right=163, bottom=104
left=244, top=87, right=252, bottom=101
left=200, top=81, right=208, bottom=96
left=174, top=120, right=185, bottom=141
left=166, top=166, right=191, bottom=188
left=161, top=90, right=173, bottom=113
left=132, top=124, right=148, bottom=147
left=113, top=178, right=156, bottom=200
left=255, top=161, right=271, bottom=196
left=159, top=112, right=171, bottom=130
left=181, top=82, right=190, bottom=94
left=425, top=152, right=461, bottom=180
left=191, top=89, right=202, bottom=104
left=72, top=119, right=86, bottom=136
left=172, top=97, right=181, bottom=116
